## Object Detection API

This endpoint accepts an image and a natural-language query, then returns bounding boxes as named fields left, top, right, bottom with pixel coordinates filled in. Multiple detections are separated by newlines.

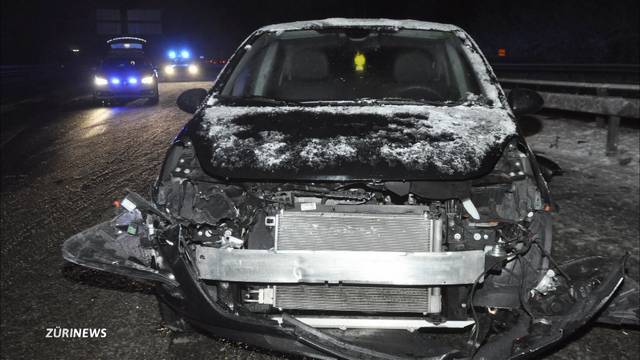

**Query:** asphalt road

left=1, top=82, right=638, bottom=359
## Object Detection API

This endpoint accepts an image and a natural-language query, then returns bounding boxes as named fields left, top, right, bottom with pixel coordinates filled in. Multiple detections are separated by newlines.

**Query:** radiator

left=274, top=284, right=432, bottom=313
left=275, top=210, right=433, bottom=252
left=272, top=207, right=441, bottom=314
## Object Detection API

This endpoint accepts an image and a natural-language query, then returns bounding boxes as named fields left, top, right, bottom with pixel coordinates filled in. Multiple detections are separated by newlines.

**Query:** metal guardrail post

left=500, top=77, right=639, bottom=156
left=606, top=116, right=621, bottom=156
left=596, top=88, right=607, bottom=128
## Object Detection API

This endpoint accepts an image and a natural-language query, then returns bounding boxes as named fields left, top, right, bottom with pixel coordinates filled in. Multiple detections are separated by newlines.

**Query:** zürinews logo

left=45, top=327, right=107, bottom=338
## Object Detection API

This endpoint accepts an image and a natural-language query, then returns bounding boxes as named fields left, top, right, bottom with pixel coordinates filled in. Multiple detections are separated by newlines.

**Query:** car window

left=221, top=29, right=482, bottom=103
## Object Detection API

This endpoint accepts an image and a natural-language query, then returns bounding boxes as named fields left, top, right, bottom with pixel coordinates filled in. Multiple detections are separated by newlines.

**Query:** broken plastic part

left=532, top=269, right=558, bottom=296
left=218, top=230, right=245, bottom=249
left=462, top=198, right=480, bottom=220
left=595, top=274, right=640, bottom=326
left=474, top=256, right=626, bottom=359
left=121, top=197, right=136, bottom=212
left=62, top=220, right=178, bottom=287
left=124, top=190, right=174, bottom=223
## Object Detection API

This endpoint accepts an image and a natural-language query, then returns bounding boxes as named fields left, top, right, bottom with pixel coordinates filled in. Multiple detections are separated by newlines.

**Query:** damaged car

left=62, top=19, right=639, bottom=359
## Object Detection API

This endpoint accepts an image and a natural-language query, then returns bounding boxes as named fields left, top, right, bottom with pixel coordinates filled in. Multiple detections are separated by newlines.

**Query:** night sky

left=2, top=0, right=639, bottom=65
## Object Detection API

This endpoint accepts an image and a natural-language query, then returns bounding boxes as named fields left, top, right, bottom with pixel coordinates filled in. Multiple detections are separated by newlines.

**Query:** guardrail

left=500, top=77, right=640, bottom=155
left=492, top=63, right=640, bottom=85
left=0, top=64, right=92, bottom=106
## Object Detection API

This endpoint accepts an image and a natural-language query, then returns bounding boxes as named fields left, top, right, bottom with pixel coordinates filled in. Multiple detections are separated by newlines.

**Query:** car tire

left=93, top=96, right=104, bottom=107
left=147, top=94, right=159, bottom=105
left=157, top=298, right=192, bottom=332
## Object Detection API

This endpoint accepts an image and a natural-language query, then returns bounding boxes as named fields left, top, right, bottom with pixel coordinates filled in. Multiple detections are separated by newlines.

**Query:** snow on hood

left=197, top=104, right=516, bottom=178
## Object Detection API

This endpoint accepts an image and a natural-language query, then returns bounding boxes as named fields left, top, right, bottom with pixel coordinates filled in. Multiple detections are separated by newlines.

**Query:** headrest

left=393, top=51, right=436, bottom=83
left=289, top=49, right=329, bottom=81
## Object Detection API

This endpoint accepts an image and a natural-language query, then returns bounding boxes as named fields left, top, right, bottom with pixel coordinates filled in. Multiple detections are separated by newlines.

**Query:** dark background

left=2, top=0, right=639, bottom=66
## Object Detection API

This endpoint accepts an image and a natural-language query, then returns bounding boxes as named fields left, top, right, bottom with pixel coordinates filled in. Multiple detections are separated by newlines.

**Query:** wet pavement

left=1, top=82, right=638, bottom=359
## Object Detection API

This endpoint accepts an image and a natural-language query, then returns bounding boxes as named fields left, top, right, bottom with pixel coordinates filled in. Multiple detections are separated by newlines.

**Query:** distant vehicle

left=161, top=48, right=201, bottom=80
left=64, top=19, right=637, bottom=360
left=93, top=37, right=159, bottom=104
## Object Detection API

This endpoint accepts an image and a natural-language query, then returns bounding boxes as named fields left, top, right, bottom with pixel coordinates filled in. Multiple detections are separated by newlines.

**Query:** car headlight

left=188, top=64, right=199, bottom=74
left=141, top=76, right=154, bottom=85
left=164, top=65, right=175, bottom=75
left=94, top=76, right=108, bottom=86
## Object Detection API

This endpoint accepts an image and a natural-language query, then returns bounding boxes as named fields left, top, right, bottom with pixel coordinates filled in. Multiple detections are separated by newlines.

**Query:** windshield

left=220, top=28, right=482, bottom=103
left=102, top=56, right=151, bottom=69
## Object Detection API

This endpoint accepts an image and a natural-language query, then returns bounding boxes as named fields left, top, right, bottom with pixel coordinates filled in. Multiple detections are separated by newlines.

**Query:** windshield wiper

left=376, top=97, right=451, bottom=106
left=216, top=95, right=300, bottom=106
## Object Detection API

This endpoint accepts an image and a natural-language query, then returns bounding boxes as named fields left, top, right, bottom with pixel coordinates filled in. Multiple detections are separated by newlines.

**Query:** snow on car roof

left=258, top=18, right=462, bottom=32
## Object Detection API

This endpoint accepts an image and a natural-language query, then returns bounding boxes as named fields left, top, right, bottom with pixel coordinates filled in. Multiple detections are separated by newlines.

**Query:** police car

left=93, top=37, right=159, bottom=104
left=161, top=49, right=200, bottom=80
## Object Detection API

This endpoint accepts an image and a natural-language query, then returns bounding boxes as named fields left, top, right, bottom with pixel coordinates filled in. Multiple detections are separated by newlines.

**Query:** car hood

left=187, top=104, right=517, bottom=181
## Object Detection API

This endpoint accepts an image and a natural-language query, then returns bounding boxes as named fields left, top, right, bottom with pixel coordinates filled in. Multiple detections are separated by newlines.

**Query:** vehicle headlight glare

left=141, top=76, right=154, bottom=84
left=188, top=64, right=199, bottom=74
left=164, top=65, right=175, bottom=75
left=94, top=76, right=108, bottom=86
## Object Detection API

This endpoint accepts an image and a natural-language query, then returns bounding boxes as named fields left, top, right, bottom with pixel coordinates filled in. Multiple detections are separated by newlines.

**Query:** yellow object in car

left=354, top=51, right=366, bottom=72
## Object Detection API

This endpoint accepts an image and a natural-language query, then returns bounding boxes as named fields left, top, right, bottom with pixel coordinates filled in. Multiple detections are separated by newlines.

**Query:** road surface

left=1, top=82, right=638, bottom=359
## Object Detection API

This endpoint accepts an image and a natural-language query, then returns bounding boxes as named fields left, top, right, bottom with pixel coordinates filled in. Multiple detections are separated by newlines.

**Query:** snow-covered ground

left=528, top=113, right=639, bottom=359
left=528, top=114, right=639, bottom=189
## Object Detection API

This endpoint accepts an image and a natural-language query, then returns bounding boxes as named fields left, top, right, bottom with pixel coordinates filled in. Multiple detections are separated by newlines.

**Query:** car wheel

left=157, top=298, right=191, bottom=332
left=94, top=96, right=106, bottom=107
left=147, top=94, right=159, bottom=105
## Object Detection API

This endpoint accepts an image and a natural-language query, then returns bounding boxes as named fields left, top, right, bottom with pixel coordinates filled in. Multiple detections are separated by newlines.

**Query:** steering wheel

left=394, top=85, right=445, bottom=102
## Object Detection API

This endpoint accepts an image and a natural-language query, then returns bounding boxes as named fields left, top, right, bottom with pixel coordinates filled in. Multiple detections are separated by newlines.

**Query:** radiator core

left=275, top=210, right=433, bottom=252
left=272, top=208, right=440, bottom=314
left=274, top=284, right=431, bottom=313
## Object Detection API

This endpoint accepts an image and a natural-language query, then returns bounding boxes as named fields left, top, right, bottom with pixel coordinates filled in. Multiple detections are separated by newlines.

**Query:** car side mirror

left=177, top=88, right=208, bottom=113
left=507, top=88, right=544, bottom=116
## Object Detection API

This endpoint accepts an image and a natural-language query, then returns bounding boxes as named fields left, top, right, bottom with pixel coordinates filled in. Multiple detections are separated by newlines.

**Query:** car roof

left=258, top=18, right=462, bottom=33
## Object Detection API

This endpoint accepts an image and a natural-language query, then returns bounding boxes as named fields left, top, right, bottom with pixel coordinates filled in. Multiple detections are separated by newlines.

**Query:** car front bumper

left=94, top=83, right=157, bottom=100
left=61, top=206, right=636, bottom=359
left=160, top=250, right=631, bottom=360
left=160, top=66, right=200, bottom=81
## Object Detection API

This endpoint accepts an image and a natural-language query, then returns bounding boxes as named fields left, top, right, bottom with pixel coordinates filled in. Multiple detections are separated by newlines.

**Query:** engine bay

left=143, top=136, right=551, bottom=327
